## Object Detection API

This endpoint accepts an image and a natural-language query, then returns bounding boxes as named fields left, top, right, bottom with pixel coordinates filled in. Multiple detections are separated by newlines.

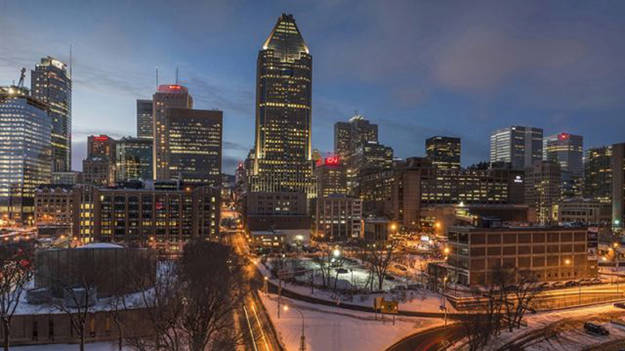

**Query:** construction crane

left=17, top=68, right=26, bottom=88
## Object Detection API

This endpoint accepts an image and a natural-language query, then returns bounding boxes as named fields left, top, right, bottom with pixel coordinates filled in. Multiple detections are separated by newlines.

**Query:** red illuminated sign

left=93, top=135, right=109, bottom=142
left=325, top=155, right=340, bottom=166
left=167, top=85, right=182, bottom=90
left=558, top=133, right=570, bottom=141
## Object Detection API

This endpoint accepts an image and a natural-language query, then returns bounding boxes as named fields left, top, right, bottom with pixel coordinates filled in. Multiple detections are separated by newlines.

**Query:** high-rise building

left=250, top=14, right=314, bottom=196
left=0, top=86, right=52, bottom=222
left=584, top=143, right=625, bottom=230
left=334, top=114, right=379, bottom=159
left=166, top=109, right=222, bottom=186
left=116, top=137, right=153, bottom=182
left=83, top=135, right=116, bottom=187
left=543, top=132, right=583, bottom=196
left=525, top=160, right=561, bottom=224
left=315, top=155, right=347, bottom=198
left=136, top=99, right=153, bottom=139
left=490, top=126, right=543, bottom=170
left=426, top=136, right=461, bottom=170
left=152, top=85, right=193, bottom=180
left=31, top=56, right=71, bottom=172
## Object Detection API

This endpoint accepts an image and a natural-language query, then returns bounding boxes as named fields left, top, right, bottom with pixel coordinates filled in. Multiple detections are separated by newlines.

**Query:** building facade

left=250, top=14, right=314, bottom=196
left=115, top=137, right=153, bottom=182
left=0, top=86, right=52, bottom=222
left=584, top=143, right=625, bottom=230
left=446, top=226, right=597, bottom=286
left=166, top=108, right=222, bottom=186
left=490, top=126, right=543, bottom=170
left=136, top=99, right=153, bottom=139
left=543, top=132, right=583, bottom=196
left=334, top=114, right=379, bottom=160
left=34, top=184, right=74, bottom=226
left=525, top=160, right=561, bottom=224
left=557, top=198, right=611, bottom=225
left=426, top=136, right=461, bottom=170
left=72, top=184, right=220, bottom=254
left=315, top=155, right=347, bottom=198
left=152, top=85, right=193, bottom=180
left=31, top=57, right=71, bottom=172
left=315, top=195, right=362, bottom=241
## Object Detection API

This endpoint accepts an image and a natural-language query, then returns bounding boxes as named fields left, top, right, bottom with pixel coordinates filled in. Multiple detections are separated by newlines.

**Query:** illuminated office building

left=0, top=86, right=52, bottom=222
left=334, top=114, right=379, bottom=159
left=31, top=56, right=72, bottom=172
left=166, top=109, right=222, bottom=186
left=250, top=13, right=314, bottom=196
left=584, top=143, right=625, bottom=230
left=525, top=160, right=561, bottom=224
left=116, top=137, right=153, bottom=182
left=490, top=126, right=543, bottom=170
left=153, top=85, right=193, bottom=180
left=543, top=132, right=583, bottom=196
left=136, top=99, right=153, bottom=139
left=314, top=155, right=347, bottom=198
left=426, top=136, right=461, bottom=170
left=83, top=135, right=116, bottom=187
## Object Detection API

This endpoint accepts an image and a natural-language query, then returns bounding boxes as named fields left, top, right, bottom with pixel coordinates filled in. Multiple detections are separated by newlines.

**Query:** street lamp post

left=284, top=305, right=306, bottom=351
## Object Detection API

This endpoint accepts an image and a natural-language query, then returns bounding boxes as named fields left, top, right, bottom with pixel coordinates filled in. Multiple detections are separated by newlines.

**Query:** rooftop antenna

left=155, top=67, right=159, bottom=90
left=175, top=66, right=179, bottom=84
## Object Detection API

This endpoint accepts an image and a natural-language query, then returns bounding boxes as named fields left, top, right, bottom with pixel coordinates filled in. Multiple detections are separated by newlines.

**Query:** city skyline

left=2, top=1, right=625, bottom=174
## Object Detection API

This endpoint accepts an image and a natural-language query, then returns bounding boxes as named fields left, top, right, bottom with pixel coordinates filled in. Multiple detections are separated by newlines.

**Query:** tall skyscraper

left=490, top=126, right=543, bottom=170
left=543, top=132, right=583, bottom=196
left=0, top=86, right=52, bottom=222
left=334, top=114, right=379, bottom=159
left=83, top=135, right=116, bottom=187
left=250, top=13, right=314, bottom=195
left=116, top=137, right=153, bottom=182
left=136, top=99, right=153, bottom=139
left=152, top=85, right=193, bottom=180
left=525, top=160, right=561, bottom=224
left=584, top=143, right=625, bottom=230
left=166, top=108, right=222, bottom=186
left=31, top=56, right=72, bottom=172
left=426, top=136, right=461, bottom=170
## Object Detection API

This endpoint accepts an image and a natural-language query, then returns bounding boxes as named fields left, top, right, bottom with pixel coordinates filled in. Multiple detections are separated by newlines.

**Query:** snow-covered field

left=260, top=292, right=443, bottom=351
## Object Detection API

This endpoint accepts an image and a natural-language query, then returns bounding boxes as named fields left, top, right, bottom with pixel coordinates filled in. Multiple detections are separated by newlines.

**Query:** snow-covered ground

left=453, top=302, right=625, bottom=350
left=260, top=258, right=454, bottom=313
left=260, top=292, right=443, bottom=351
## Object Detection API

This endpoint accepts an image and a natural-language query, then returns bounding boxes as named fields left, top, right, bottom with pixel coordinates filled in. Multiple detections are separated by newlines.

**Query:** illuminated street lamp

left=443, top=247, right=450, bottom=255
left=564, top=259, right=571, bottom=265
left=332, top=248, right=341, bottom=258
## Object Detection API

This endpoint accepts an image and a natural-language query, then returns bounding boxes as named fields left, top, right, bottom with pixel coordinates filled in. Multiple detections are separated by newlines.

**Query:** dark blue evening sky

left=1, top=0, right=625, bottom=173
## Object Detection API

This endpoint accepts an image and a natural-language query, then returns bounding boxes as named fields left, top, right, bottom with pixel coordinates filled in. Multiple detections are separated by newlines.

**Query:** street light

left=283, top=305, right=306, bottom=351
left=333, top=248, right=341, bottom=258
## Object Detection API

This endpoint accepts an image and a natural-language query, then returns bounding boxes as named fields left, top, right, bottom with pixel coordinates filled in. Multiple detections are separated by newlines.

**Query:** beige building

left=557, top=198, right=611, bottom=225
left=446, top=225, right=597, bottom=286
left=315, top=195, right=362, bottom=241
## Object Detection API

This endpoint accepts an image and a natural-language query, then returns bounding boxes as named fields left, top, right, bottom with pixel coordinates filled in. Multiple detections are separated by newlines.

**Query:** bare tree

left=360, top=240, right=399, bottom=291
left=124, top=260, right=184, bottom=351
left=177, top=240, right=247, bottom=351
left=312, top=247, right=344, bottom=290
left=41, top=249, right=109, bottom=351
left=0, top=244, right=33, bottom=351
left=510, top=269, right=542, bottom=331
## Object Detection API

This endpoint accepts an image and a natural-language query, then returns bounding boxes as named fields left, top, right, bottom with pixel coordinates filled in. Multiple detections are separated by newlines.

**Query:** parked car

left=394, top=264, right=408, bottom=272
left=565, top=280, right=578, bottom=287
left=584, top=322, right=610, bottom=336
left=551, top=281, right=566, bottom=288
left=614, top=303, right=625, bottom=309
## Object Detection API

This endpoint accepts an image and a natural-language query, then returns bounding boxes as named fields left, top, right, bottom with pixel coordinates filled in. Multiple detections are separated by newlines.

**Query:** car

left=565, top=281, right=578, bottom=287
left=584, top=322, right=609, bottom=336
left=591, top=277, right=602, bottom=284
left=551, top=281, right=566, bottom=288
left=614, top=303, right=625, bottom=309
left=394, top=264, right=408, bottom=272
left=384, top=274, right=396, bottom=281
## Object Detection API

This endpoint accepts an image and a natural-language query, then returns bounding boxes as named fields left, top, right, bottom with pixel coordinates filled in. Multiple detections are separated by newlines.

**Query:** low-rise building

left=446, top=225, right=597, bottom=286
left=34, top=184, right=74, bottom=226
left=557, top=198, right=612, bottom=225
left=362, top=217, right=390, bottom=242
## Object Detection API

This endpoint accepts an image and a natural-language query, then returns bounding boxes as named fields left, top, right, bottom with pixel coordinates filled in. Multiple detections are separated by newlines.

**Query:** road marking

left=243, top=305, right=259, bottom=351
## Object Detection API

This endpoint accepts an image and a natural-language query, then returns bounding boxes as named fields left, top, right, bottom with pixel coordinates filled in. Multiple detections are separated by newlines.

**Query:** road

left=227, top=228, right=283, bottom=351
left=385, top=324, right=465, bottom=351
